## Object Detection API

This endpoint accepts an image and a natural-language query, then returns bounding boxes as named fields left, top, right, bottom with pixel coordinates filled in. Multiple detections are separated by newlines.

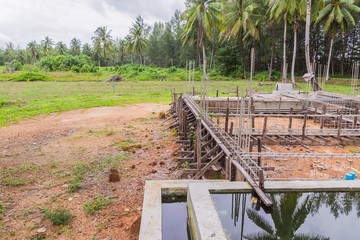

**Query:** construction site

left=139, top=61, right=360, bottom=239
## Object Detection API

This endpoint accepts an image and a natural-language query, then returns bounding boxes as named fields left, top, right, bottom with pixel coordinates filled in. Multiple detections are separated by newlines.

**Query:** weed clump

left=83, top=195, right=112, bottom=214
left=159, top=111, right=166, bottom=119
left=45, top=208, right=73, bottom=225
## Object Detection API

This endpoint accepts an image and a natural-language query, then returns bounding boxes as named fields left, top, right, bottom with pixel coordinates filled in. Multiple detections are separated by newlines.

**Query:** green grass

left=0, top=75, right=358, bottom=127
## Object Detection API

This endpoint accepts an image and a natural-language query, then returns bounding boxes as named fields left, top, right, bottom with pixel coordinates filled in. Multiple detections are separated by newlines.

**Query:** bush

left=45, top=208, right=73, bottom=225
left=12, top=72, right=53, bottom=81
left=11, top=60, right=22, bottom=71
left=168, top=66, right=177, bottom=73
left=37, top=55, right=94, bottom=72
left=71, top=66, right=80, bottom=73
left=80, top=64, right=91, bottom=73
left=229, top=66, right=244, bottom=79
left=253, top=70, right=281, bottom=81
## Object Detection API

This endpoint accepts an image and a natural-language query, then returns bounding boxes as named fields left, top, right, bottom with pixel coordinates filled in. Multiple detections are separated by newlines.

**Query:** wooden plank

left=195, top=118, right=201, bottom=173
left=262, top=116, right=268, bottom=141
left=225, top=98, right=230, bottom=133
left=231, top=159, right=273, bottom=207
left=201, top=145, right=219, bottom=162
left=193, top=151, right=224, bottom=179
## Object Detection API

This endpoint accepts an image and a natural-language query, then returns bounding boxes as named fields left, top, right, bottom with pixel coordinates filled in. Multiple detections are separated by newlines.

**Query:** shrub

left=168, top=66, right=177, bottom=73
left=12, top=72, right=53, bottom=81
left=45, top=208, right=73, bottom=225
left=253, top=70, right=281, bottom=81
left=229, top=66, right=244, bottom=79
left=11, top=60, right=22, bottom=71
left=80, top=64, right=91, bottom=73
left=71, top=66, right=80, bottom=73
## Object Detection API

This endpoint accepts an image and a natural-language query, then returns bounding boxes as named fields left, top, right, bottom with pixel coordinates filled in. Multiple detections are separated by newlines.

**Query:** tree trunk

left=98, top=53, right=101, bottom=67
left=197, top=46, right=202, bottom=71
left=202, top=43, right=207, bottom=80
left=140, top=54, right=142, bottom=65
left=340, top=34, right=348, bottom=76
left=210, top=39, right=215, bottom=71
left=326, top=37, right=334, bottom=82
left=282, top=15, right=287, bottom=82
left=103, top=47, right=107, bottom=70
left=131, top=54, right=133, bottom=64
left=268, top=22, right=275, bottom=81
left=240, top=31, right=247, bottom=80
left=291, top=13, right=297, bottom=86
left=305, top=0, right=312, bottom=74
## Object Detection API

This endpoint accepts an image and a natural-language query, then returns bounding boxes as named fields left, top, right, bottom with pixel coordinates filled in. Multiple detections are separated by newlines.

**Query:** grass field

left=0, top=75, right=357, bottom=127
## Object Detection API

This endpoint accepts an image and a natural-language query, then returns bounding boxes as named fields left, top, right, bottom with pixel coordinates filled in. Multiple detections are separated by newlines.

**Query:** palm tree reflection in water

left=229, top=193, right=330, bottom=240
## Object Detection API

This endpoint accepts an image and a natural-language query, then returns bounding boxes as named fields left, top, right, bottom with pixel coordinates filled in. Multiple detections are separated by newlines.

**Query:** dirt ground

left=0, top=103, right=182, bottom=240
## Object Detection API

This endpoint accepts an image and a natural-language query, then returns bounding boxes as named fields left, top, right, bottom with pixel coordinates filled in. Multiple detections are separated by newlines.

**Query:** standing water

left=212, top=192, right=360, bottom=239
left=162, top=195, right=192, bottom=240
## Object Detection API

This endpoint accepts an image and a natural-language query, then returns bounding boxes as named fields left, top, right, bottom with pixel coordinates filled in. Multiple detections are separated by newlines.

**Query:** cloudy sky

left=0, top=0, right=185, bottom=48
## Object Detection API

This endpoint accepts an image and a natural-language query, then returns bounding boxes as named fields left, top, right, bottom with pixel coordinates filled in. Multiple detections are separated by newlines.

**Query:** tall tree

left=56, top=41, right=67, bottom=55
left=316, top=0, right=360, bottom=81
left=92, top=26, right=113, bottom=69
left=70, top=38, right=81, bottom=56
left=41, top=36, right=54, bottom=56
left=27, top=41, right=39, bottom=64
left=181, top=0, right=222, bottom=80
left=128, top=15, right=150, bottom=65
left=221, top=0, right=259, bottom=80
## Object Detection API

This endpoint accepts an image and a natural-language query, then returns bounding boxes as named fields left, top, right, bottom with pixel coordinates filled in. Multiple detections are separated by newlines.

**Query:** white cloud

left=0, top=0, right=185, bottom=48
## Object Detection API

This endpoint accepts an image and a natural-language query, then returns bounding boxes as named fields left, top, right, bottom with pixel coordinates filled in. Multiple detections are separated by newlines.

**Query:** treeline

left=0, top=0, right=359, bottom=82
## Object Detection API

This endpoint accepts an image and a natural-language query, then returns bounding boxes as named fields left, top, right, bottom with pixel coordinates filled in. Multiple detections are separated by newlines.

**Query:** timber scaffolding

left=164, top=91, right=360, bottom=207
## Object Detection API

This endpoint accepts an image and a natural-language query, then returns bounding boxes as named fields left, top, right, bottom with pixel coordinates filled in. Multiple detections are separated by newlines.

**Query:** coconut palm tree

left=27, top=41, right=39, bottom=64
left=267, top=0, right=297, bottom=83
left=41, top=36, right=54, bottom=56
left=70, top=38, right=81, bottom=56
left=290, top=1, right=306, bottom=86
left=128, top=15, right=150, bottom=65
left=92, top=26, right=113, bottom=69
left=81, top=43, right=92, bottom=57
left=181, top=0, right=222, bottom=80
left=92, top=37, right=102, bottom=67
left=4, top=42, right=15, bottom=62
left=56, top=41, right=67, bottom=55
left=221, top=0, right=260, bottom=80
left=316, top=0, right=360, bottom=82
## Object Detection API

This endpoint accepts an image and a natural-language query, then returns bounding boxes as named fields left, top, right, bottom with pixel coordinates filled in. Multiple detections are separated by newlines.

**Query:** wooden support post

left=230, top=122, right=234, bottom=136
left=289, top=108, right=293, bottom=131
left=314, top=106, right=318, bottom=123
left=193, top=86, right=195, bottom=96
left=278, top=97, right=282, bottom=114
left=217, top=114, right=220, bottom=125
left=262, top=116, right=268, bottom=141
left=257, top=138, right=262, bottom=166
left=216, top=90, right=219, bottom=97
left=302, top=114, right=307, bottom=140
left=320, top=106, right=326, bottom=129
left=225, top=98, right=230, bottom=133
left=195, top=118, right=201, bottom=172
left=353, top=108, right=358, bottom=129
left=259, top=170, right=264, bottom=189
left=236, top=86, right=239, bottom=98
left=184, top=111, right=188, bottom=140
left=171, top=89, right=173, bottom=102
left=249, top=141, right=253, bottom=152
left=338, top=114, right=342, bottom=137
left=225, top=156, right=229, bottom=180
left=251, top=105, right=255, bottom=131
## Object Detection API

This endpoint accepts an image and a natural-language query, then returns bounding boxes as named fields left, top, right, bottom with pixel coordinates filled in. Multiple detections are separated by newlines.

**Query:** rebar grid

left=245, top=152, right=360, bottom=180
left=184, top=94, right=263, bottom=181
